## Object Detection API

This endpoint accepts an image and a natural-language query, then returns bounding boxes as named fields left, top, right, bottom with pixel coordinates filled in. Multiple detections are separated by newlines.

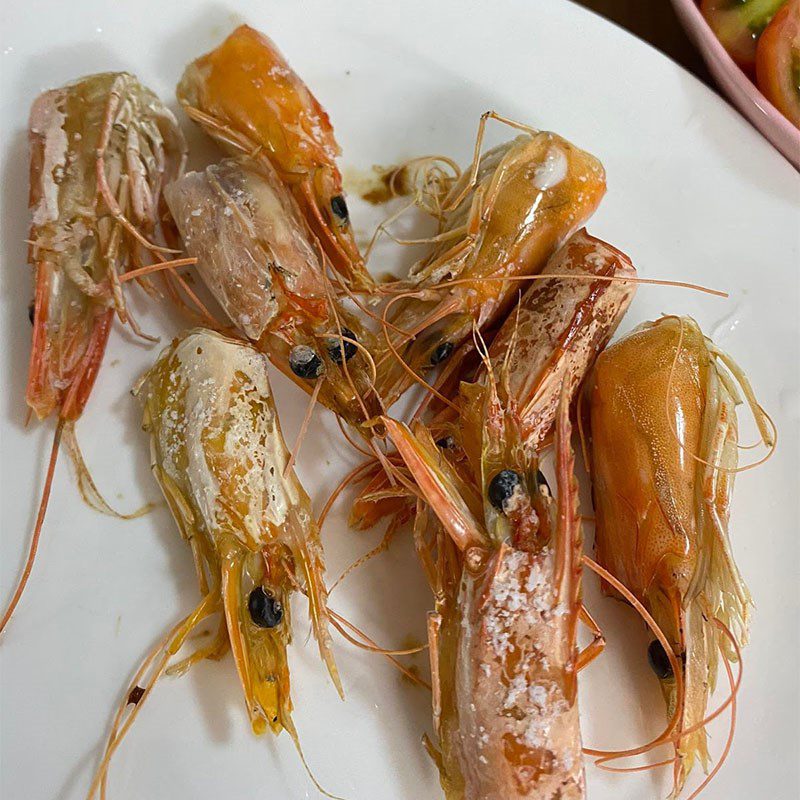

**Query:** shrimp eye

left=488, top=469, right=524, bottom=513
left=327, top=327, right=357, bottom=364
left=330, top=194, right=349, bottom=225
left=289, top=345, right=324, bottom=379
left=647, top=640, right=674, bottom=680
left=28, top=302, right=35, bottom=325
left=430, top=341, right=454, bottom=365
left=436, top=436, right=455, bottom=450
left=248, top=587, right=283, bottom=629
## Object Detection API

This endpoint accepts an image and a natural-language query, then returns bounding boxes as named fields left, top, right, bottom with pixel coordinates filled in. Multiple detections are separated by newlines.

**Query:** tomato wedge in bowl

left=700, top=0, right=786, bottom=74
left=672, top=0, right=800, bottom=167
left=756, top=0, right=800, bottom=127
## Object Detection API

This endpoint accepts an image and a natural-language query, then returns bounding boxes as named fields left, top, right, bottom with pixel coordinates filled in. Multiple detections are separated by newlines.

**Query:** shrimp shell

left=485, top=228, right=637, bottom=450
left=374, top=131, right=606, bottom=409
left=351, top=228, right=634, bottom=532
left=385, top=379, right=584, bottom=799
left=165, top=157, right=382, bottom=431
left=27, top=71, right=186, bottom=421
left=176, top=24, right=372, bottom=291
left=586, top=315, right=770, bottom=789
left=137, top=328, right=341, bottom=735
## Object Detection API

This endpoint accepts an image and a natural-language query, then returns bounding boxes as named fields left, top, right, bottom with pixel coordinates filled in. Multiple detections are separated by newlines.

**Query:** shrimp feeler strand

left=167, top=267, right=221, bottom=328
left=88, top=592, right=218, bottom=800
left=0, top=419, right=63, bottom=636
left=117, top=257, right=198, bottom=284
left=581, top=555, right=685, bottom=761
left=684, top=622, right=739, bottom=800
left=334, top=414, right=375, bottom=458
left=317, top=459, right=380, bottom=529
left=379, top=292, right=459, bottom=411
left=329, top=519, right=398, bottom=594
left=441, top=110, right=538, bottom=212
left=327, top=607, right=424, bottom=656
left=318, top=266, right=373, bottom=423
left=284, top=724, right=348, bottom=800
left=324, top=259, right=408, bottom=337
left=327, top=610, right=430, bottom=690
left=377, top=272, right=727, bottom=298
left=284, top=379, right=322, bottom=479
left=63, top=423, right=154, bottom=519
left=663, top=316, right=777, bottom=474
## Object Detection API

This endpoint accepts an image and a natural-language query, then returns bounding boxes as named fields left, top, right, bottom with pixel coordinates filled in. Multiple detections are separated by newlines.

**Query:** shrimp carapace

left=374, top=130, right=606, bottom=409
left=485, top=228, right=636, bottom=451
left=385, top=377, right=586, bottom=799
left=2, top=72, right=186, bottom=637
left=586, top=315, right=772, bottom=789
left=27, top=71, right=186, bottom=421
left=177, top=24, right=373, bottom=291
left=165, top=157, right=382, bottom=432
left=137, top=328, right=341, bottom=734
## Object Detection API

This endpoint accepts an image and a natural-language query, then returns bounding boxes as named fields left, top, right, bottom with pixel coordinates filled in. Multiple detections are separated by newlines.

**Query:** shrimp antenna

left=284, top=379, right=322, bottom=479
left=0, top=419, right=63, bottom=636
left=442, top=110, right=539, bottom=213
left=325, top=258, right=408, bottom=338
left=378, top=291, right=459, bottom=411
left=684, top=621, right=739, bottom=800
left=317, top=459, right=380, bottom=530
left=329, top=519, right=399, bottom=594
left=334, top=415, right=375, bottom=458
left=328, top=607, right=425, bottom=657
left=62, top=423, right=154, bottom=519
left=117, top=256, right=198, bottom=284
left=317, top=254, right=377, bottom=423
left=284, top=722, right=349, bottom=800
left=377, top=272, right=728, bottom=299
left=327, top=609, right=430, bottom=690
left=363, top=156, right=461, bottom=265
left=581, top=556, right=685, bottom=760
left=87, top=593, right=218, bottom=799
left=663, top=316, right=777, bottom=474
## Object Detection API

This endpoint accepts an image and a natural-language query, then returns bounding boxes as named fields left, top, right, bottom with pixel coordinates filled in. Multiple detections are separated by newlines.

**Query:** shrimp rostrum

left=177, top=24, right=373, bottom=291
left=1, top=72, right=186, bottom=636
left=165, top=157, right=382, bottom=431
left=374, top=121, right=606, bottom=409
left=138, top=329, right=339, bottom=730
left=585, top=315, right=774, bottom=790
left=384, top=372, right=586, bottom=799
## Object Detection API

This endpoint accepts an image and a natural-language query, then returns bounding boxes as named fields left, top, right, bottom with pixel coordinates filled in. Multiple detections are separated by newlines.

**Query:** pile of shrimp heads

left=2, top=22, right=776, bottom=800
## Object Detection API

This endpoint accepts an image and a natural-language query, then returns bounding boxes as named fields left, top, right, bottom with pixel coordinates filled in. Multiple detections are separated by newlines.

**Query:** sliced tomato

left=756, top=0, right=800, bottom=126
left=701, top=0, right=787, bottom=72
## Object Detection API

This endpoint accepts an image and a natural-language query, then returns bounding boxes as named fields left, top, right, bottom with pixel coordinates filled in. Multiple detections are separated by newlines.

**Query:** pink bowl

left=671, top=0, right=800, bottom=168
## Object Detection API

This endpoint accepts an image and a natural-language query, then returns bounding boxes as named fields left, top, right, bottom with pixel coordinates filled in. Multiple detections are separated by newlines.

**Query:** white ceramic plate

left=1, top=2, right=798, bottom=799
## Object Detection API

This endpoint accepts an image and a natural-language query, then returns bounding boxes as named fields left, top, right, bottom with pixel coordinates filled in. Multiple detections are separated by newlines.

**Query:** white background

left=1, top=1, right=798, bottom=798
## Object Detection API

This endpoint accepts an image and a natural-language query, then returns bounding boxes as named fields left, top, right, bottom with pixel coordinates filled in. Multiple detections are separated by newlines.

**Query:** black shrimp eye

left=536, top=469, right=551, bottom=496
left=289, top=345, right=324, bottom=379
left=28, top=302, right=35, bottom=325
left=330, top=194, right=349, bottom=225
left=488, top=469, right=524, bottom=513
left=327, top=327, right=357, bottom=364
left=436, top=436, right=455, bottom=450
left=647, top=640, right=674, bottom=680
left=248, top=587, right=283, bottom=629
left=430, top=341, right=454, bottom=365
